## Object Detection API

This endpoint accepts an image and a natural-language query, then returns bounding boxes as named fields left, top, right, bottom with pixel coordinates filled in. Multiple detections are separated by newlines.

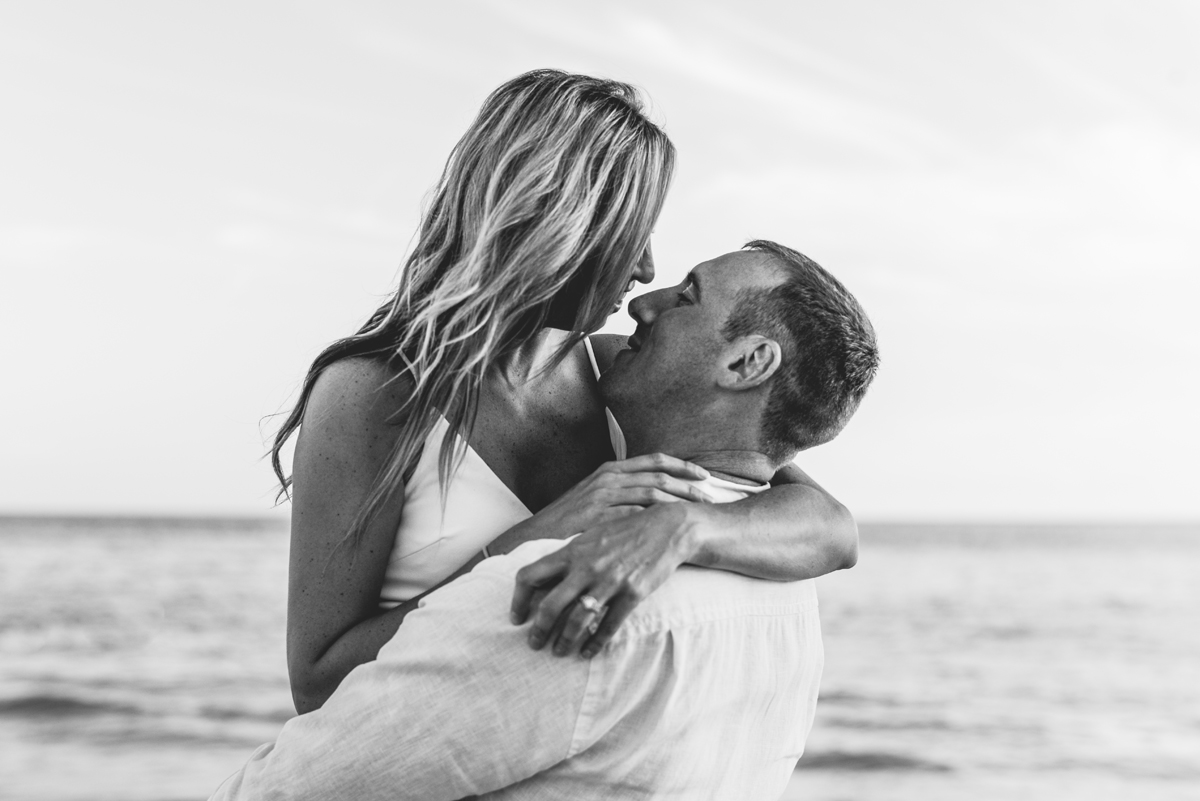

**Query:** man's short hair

left=722, top=240, right=879, bottom=461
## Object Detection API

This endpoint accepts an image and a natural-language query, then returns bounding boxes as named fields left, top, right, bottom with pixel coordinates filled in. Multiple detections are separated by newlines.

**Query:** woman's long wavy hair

left=270, top=69, right=675, bottom=545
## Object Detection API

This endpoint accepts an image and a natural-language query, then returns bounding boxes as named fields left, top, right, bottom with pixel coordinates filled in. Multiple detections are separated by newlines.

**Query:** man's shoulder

left=475, top=540, right=818, bottom=640
left=623, top=566, right=819, bottom=636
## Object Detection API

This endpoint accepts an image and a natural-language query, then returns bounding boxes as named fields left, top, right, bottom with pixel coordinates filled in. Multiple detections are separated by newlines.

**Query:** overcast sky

left=2, top=1, right=1197, bottom=521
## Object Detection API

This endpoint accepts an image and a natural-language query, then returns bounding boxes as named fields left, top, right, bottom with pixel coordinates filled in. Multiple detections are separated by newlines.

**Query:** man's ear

left=717, top=336, right=782, bottom=390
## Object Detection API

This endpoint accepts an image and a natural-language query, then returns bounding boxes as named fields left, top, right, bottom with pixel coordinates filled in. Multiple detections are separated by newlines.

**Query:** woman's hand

left=485, top=453, right=713, bottom=556
left=509, top=501, right=701, bottom=659
left=508, top=462, right=859, bottom=661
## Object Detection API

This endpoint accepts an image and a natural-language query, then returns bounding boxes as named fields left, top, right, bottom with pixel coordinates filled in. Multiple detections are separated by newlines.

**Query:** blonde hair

left=271, top=69, right=675, bottom=542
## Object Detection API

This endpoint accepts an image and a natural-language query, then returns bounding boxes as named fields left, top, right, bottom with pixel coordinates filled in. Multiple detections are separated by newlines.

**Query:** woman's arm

left=286, top=357, right=417, bottom=715
left=585, top=332, right=856, bottom=576
left=510, top=471, right=856, bottom=658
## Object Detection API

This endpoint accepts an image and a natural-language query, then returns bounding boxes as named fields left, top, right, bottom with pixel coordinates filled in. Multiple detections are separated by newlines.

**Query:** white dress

left=378, top=339, right=616, bottom=607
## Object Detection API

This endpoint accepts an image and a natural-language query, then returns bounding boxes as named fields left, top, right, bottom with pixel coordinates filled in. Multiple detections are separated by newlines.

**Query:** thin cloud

left=618, top=16, right=965, bottom=166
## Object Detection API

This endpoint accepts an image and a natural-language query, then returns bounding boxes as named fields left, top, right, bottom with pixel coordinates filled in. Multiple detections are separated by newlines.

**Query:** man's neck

left=627, top=444, right=776, bottom=485
left=619, top=402, right=778, bottom=485
left=690, top=450, right=776, bottom=485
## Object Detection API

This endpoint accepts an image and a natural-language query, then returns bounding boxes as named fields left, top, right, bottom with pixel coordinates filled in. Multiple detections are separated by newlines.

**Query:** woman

left=272, top=70, right=857, bottom=715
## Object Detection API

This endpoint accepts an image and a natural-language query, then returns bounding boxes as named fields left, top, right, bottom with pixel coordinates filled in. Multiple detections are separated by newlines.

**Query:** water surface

left=2, top=519, right=1196, bottom=800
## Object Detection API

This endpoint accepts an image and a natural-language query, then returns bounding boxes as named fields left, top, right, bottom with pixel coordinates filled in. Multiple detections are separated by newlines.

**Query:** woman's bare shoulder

left=303, top=357, right=415, bottom=447
left=589, top=334, right=630, bottom=374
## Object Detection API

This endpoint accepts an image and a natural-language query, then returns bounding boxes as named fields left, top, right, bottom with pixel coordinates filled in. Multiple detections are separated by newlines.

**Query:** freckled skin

left=287, top=342, right=617, bottom=713
left=472, top=357, right=616, bottom=513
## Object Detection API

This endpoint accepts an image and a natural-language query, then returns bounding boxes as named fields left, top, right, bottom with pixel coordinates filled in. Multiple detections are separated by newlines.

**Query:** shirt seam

left=567, top=644, right=602, bottom=758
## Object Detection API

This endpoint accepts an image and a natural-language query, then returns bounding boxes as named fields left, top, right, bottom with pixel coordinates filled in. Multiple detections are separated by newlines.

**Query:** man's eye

left=677, top=279, right=697, bottom=305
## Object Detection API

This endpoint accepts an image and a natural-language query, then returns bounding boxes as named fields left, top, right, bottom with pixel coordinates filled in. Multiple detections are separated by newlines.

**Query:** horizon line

left=1, top=513, right=1197, bottom=529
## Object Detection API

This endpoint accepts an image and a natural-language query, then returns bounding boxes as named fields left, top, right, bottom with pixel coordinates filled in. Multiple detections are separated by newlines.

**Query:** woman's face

left=611, top=245, right=656, bottom=315
left=547, top=243, right=658, bottom=331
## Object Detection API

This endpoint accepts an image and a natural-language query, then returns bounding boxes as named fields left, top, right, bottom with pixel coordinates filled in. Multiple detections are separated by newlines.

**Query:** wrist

left=670, top=501, right=712, bottom=566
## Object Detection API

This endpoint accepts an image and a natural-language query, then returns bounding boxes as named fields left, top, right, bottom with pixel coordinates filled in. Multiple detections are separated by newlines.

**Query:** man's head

left=600, top=241, right=879, bottom=469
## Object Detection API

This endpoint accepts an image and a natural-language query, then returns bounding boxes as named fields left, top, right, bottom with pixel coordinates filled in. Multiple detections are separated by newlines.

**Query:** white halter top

left=378, top=338, right=623, bottom=607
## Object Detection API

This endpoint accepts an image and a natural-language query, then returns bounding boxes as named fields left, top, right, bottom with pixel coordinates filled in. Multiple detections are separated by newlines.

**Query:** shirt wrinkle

left=567, top=648, right=602, bottom=759
left=211, top=477, right=822, bottom=801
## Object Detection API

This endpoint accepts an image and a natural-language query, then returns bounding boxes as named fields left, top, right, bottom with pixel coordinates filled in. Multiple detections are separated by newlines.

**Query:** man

left=212, top=240, right=879, bottom=800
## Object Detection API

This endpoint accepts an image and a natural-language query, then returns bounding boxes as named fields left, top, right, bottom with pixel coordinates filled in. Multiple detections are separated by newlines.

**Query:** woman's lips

left=610, top=280, right=639, bottom=313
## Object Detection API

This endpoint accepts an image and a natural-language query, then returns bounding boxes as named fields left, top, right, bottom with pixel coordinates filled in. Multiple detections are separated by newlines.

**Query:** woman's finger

left=623, top=487, right=700, bottom=507
left=603, top=453, right=709, bottom=481
left=604, top=473, right=714, bottom=504
left=550, top=579, right=621, bottom=657
left=583, top=504, right=646, bottom=523
left=527, top=572, right=593, bottom=651
left=610, top=505, right=644, bottom=517
left=550, top=594, right=606, bottom=657
left=540, top=592, right=576, bottom=656
left=579, top=594, right=640, bottom=659
left=511, top=554, right=568, bottom=625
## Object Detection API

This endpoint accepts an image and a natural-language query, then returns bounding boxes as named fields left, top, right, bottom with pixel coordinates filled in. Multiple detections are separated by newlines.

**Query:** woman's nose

left=632, top=244, right=655, bottom=284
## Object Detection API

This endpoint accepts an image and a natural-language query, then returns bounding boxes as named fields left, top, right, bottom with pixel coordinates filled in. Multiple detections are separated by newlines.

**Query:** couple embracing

left=214, top=69, right=878, bottom=800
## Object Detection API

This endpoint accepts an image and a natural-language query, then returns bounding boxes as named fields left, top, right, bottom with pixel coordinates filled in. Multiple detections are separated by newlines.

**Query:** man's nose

left=628, top=286, right=669, bottom=326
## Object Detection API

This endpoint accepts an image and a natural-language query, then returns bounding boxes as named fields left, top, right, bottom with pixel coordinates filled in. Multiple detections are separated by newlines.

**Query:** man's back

left=487, top=541, right=824, bottom=799
left=212, top=539, right=823, bottom=801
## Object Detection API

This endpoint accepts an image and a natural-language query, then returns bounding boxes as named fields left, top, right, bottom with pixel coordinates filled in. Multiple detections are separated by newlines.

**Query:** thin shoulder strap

left=582, top=336, right=628, bottom=460
left=583, top=336, right=603, bottom=381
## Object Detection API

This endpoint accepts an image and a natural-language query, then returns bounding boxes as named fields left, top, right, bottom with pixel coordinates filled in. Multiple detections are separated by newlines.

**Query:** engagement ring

left=578, top=595, right=604, bottom=615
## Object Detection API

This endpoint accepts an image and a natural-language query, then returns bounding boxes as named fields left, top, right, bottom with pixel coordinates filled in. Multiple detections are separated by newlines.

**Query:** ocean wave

left=199, top=704, right=295, bottom=725
left=817, top=690, right=900, bottom=706
left=0, top=691, right=294, bottom=730
left=0, top=694, right=139, bottom=719
left=87, top=725, right=264, bottom=748
left=1038, top=758, right=1200, bottom=780
left=797, top=750, right=953, bottom=772
left=822, top=715, right=952, bottom=731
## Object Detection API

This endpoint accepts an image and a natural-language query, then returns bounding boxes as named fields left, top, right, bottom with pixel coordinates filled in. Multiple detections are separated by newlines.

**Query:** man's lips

left=627, top=331, right=645, bottom=352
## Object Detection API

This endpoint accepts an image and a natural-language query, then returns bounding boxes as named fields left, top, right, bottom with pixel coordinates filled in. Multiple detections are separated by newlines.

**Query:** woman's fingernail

left=581, top=648, right=596, bottom=659
left=510, top=610, right=521, bottom=624
left=529, top=632, right=544, bottom=649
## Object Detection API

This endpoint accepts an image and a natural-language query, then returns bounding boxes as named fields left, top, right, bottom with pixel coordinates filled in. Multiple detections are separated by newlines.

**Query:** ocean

left=2, top=519, right=1197, bottom=800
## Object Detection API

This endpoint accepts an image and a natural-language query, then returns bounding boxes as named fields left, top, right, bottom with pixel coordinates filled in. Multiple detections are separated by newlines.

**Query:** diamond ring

left=578, top=594, right=604, bottom=615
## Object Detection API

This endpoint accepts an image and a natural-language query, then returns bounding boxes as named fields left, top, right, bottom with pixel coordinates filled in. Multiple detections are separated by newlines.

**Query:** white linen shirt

left=212, top=479, right=824, bottom=800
